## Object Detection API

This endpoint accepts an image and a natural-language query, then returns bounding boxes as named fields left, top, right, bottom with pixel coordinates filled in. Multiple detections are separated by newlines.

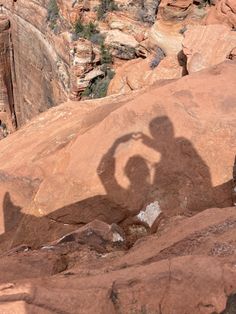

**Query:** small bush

left=47, top=0, right=59, bottom=30
left=82, top=74, right=114, bottom=99
left=150, top=47, right=166, bottom=69
left=90, top=33, right=105, bottom=45
left=97, top=0, right=118, bottom=20
left=81, top=66, right=115, bottom=100
left=73, top=20, right=99, bottom=40
left=74, top=20, right=84, bottom=34
left=100, top=43, right=113, bottom=65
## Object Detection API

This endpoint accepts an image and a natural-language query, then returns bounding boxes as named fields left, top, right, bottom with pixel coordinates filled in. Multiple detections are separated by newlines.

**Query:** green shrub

left=81, top=66, right=115, bottom=100
left=74, top=20, right=98, bottom=40
left=47, top=0, right=59, bottom=30
left=82, top=75, right=113, bottom=99
left=97, top=0, right=118, bottom=20
left=100, top=43, right=113, bottom=65
left=74, top=20, right=84, bottom=34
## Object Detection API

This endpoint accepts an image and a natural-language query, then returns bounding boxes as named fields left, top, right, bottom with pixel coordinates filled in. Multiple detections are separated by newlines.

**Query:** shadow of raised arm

left=97, top=134, right=134, bottom=196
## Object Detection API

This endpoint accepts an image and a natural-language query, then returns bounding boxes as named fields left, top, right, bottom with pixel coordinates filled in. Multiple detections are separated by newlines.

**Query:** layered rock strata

left=1, top=0, right=69, bottom=126
left=0, top=16, right=15, bottom=131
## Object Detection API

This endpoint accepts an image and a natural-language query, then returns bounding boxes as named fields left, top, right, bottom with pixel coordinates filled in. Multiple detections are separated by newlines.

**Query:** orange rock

left=183, top=24, right=236, bottom=73
left=0, top=61, right=234, bottom=248
left=0, top=207, right=236, bottom=313
left=205, top=0, right=236, bottom=28
left=149, top=20, right=184, bottom=55
left=108, top=55, right=183, bottom=95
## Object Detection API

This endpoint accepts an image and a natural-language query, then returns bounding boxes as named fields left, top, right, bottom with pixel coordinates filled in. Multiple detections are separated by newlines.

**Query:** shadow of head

left=124, top=155, right=150, bottom=187
left=149, top=116, right=174, bottom=142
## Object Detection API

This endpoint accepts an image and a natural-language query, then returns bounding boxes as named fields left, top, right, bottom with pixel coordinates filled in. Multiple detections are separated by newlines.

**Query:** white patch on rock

left=137, top=201, right=162, bottom=227
left=112, top=232, right=124, bottom=243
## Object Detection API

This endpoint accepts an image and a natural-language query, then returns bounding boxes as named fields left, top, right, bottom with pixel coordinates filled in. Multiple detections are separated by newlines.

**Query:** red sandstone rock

left=183, top=24, right=236, bottom=73
left=205, top=0, right=236, bottom=28
left=53, top=219, right=125, bottom=251
left=108, top=55, right=183, bottom=95
left=0, top=207, right=236, bottom=312
left=0, top=61, right=234, bottom=249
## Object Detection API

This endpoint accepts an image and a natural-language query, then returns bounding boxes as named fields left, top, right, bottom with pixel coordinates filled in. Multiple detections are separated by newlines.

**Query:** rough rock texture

left=0, top=61, right=234, bottom=249
left=104, top=29, right=148, bottom=60
left=1, top=0, right=70, bottom=126
left=205, top=0, right=236, bottom=28
left=0, top=17, right=16, bottom=131
left=183, top=24, right=236, bottom=73
left=108, top=55, right=183, bottom=95
left=0, top=207, right=236, bottom=313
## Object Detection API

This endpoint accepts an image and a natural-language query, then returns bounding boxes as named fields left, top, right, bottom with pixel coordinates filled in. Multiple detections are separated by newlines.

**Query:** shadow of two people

left=1, top=116, right=232, bottom=247
left=98, top=115, right=232, bottom=216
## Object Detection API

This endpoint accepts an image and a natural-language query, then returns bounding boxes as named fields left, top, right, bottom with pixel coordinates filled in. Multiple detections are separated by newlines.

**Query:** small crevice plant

left=97, top=0, right=118, bottom=20
left=47, top=0, right=59, bottom=31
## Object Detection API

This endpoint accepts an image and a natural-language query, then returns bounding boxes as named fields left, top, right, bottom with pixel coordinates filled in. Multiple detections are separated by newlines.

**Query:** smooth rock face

left=183, top=24, right=236, bottom=73
left=149, top=20, right=184, bottom=55
left=0, top=61, right=234, bottom=248
left=0, top=17, right=15, bottom=130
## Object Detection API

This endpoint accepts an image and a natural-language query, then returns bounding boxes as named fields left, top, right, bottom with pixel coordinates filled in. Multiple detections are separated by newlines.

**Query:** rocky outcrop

left=183, top=24, right=236, bottom=73
left=0, top=0, right=229, bottom=125
left=108, top=54, right=183, bottom=95
left=0, top=206, right=236, bottom=313
left=0, top=61, right=234, bottom=250
left=0, top=17, right=15, bottom=132
left=1, top=0, right=70, bottom=126
left=104, top=29, right=147, bottom=59
left=205, top=0, right=236, bottom=28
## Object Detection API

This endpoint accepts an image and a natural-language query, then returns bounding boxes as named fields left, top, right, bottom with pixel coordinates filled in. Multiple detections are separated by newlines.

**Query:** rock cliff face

left=1, top=0, right=70, bottom=127
left=0, top=17, right=15, bottom=130
left=0, top=0, right=235, bottom=127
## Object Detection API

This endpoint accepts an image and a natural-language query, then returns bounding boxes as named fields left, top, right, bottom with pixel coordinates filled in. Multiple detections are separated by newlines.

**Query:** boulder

left=149, top=20, right=184, bottom=55
left=53, top=219, right=125, bottom=251
left=183, top=24, right=236, bottom=73
left=108, top=54, right=183, bottom=95
left=104, top=29, right=147, bottom=59
left=106, top=12, right=148, bottom=42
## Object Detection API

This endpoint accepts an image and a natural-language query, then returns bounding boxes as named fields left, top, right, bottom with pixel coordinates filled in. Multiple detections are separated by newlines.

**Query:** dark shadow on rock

left=97, top=133, right=152, bottom=216
left=177, top=50, right=188, bottom=76
left=3, top=192, right=23, bottom=232
left=47, top=195, right=128, bottom=225
left=0, top=116, right=233, bottom=249
left=221, top=294, right=236, bottom=314
left=97, top=115, right=233, bottom=216
left=0, top=192, right=129, bottom=250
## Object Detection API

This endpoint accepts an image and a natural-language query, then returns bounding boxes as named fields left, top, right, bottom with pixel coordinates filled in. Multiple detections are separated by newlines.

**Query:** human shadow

left=97, top=116, right=232, bottom=216
left=97, top=134, right=152, bottom=215
left=0, top=116, right=233, bottom=250
left=3, top=192, right=23, bottom=232
left=0, top=191, right=130, bottom=250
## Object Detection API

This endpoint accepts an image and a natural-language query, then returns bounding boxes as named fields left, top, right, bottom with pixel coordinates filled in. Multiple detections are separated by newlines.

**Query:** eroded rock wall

left=1, top=0, right=70, bottom=126
left=0, top=16, right=16, bottom=130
